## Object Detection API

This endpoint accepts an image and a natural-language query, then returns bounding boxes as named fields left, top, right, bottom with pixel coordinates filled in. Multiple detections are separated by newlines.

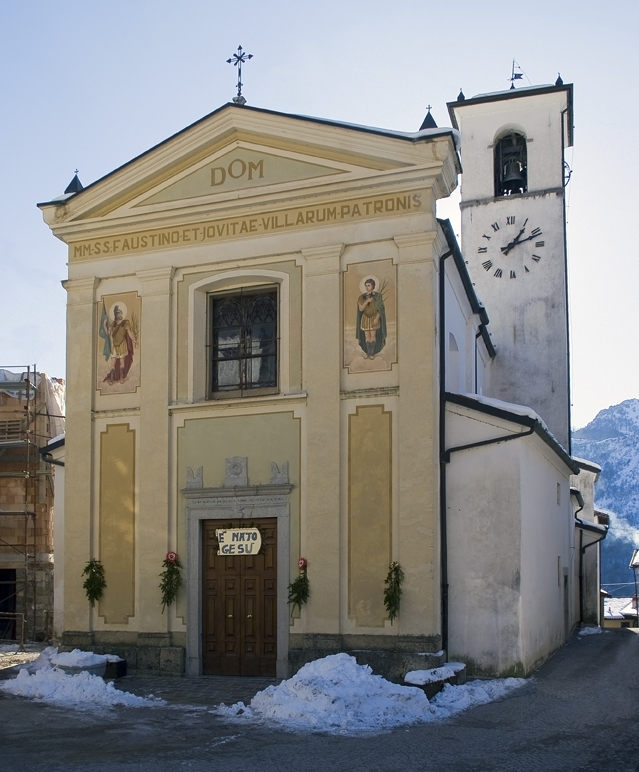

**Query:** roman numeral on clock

left=532, top=255, right=541, bottom=262
left=482, top=260, right=493, bottom=271
left=507, top=216, right=515, bottom=225
left=535, top=241, right=544, bottom=247
left=494, top=268, right=503, bottom=278
left=531, top=227, right=542, bottom=237
left=491, top=222, right=500, bottom=232
left=510, top=270, right=516, bottom=279
left=478, top=247, right=488, bottom=253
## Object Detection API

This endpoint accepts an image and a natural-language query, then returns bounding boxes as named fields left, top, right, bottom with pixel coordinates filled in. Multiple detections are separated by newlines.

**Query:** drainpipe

left=40, top=452, right=65, bottom=468
left=439, top=249, right=453, bottom=654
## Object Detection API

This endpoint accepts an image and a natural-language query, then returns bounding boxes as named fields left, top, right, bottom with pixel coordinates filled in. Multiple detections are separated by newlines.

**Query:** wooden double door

left=202, top=519, right=277, bottom=676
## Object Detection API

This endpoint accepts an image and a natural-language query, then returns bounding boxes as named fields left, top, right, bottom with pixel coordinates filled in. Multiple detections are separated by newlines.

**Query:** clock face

left=476, top=216, right=545, bottom=279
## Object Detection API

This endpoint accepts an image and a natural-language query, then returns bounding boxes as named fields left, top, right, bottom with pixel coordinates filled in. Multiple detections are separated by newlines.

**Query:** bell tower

left=448, top=82, right=574, bottom=450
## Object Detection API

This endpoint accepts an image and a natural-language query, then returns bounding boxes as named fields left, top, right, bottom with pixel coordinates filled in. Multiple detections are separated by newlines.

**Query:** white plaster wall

left=443, top=261, right=486, bottom=395
left=446, top=403, right=575, bottom=675
left=446, top=420, right=524, bottom=675
left=518, top=439, right=575, bottom=668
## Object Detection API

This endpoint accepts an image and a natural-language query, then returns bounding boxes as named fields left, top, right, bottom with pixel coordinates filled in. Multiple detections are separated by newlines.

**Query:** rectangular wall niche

left=99, top=423, right=136, bottom=624
left=348, top=405, right=392, bottom=627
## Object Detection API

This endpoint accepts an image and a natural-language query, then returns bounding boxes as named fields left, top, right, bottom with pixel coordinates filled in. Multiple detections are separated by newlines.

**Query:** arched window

left=494, top=132, right=527, bottom=197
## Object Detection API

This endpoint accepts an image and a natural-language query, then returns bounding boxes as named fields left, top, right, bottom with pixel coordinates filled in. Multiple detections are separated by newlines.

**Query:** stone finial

left=225, top=457, right=248, bottom=487
left=185, top=466, right=203, bottom=489
left=270, top=461, right=289, bottom=485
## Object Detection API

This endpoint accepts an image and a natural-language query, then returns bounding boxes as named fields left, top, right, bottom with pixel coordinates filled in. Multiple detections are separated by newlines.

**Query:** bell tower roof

left=447, top=82, right=573, bottom=148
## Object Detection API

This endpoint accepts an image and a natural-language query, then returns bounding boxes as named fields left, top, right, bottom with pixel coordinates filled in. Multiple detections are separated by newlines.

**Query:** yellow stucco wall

left=47, top=107, right=456, bottom=663
left=348, top=405, right=392, bottom=626
left=98, top=423, right=136, bottom=624
left=176, top=410, right=301, bottom=618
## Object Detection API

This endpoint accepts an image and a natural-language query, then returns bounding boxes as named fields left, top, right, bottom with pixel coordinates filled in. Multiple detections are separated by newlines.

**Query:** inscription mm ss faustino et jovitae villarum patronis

left=70, top=192, right=423, bottom=260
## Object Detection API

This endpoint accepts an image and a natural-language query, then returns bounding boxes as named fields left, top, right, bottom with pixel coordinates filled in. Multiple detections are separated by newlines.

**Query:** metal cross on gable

left=227, top=45, right=253, bottom=105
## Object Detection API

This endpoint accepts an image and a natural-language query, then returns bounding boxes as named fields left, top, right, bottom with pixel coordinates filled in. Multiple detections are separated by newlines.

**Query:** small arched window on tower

left=494, top=132, right=527, bottom=196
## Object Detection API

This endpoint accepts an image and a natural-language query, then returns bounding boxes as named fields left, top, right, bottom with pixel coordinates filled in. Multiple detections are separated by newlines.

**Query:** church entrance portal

left=202, top=518, right=277, bottom=676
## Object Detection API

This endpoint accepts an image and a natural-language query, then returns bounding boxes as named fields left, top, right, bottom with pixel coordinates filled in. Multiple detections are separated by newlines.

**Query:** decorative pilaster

left=301, top=244, right=344, bottom=634
left=393, top=234, right=440, bottom=635
left=61, top=277, right=99, bottom=632
left=136, top=267, right=175, bottom=631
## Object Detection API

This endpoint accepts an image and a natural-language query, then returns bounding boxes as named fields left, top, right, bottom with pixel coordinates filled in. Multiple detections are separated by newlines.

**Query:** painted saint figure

left=357, top=278, right=387, bottom=359
left=100, top=302, right=136, bottom=384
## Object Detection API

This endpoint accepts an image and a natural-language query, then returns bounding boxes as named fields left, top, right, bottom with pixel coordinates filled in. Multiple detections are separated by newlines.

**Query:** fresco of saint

left=99, top=301, right=138, bottom=385
left=356, top=278, right=387, bottom=360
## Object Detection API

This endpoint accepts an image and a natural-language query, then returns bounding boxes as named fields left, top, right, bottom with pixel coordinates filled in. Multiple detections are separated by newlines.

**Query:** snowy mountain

left=572, top=399, right=639, bottom=596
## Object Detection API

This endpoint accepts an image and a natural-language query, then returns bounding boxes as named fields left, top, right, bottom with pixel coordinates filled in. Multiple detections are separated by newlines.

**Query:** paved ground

left=1, top=629, right=638, bottom=772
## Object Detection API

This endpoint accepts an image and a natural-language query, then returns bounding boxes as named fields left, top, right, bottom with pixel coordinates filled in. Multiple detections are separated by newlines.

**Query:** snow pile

left=50, top=648, right=122, bottom=667
left=217, top=653, right=526, bottom=734
left=578, top=626, right=605, bottom=636
left=0, top=666, right=163, bottom=709
left=404, top=663, right=465, bottom=685
left=21, top=645, right=57, bottom=672
left=0, top=644, right=19, bottom=653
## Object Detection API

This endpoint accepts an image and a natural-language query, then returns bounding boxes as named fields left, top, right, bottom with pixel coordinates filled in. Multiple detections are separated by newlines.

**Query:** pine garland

left=288, top=558, right=310, bottom=615
left=159, top=551, right=183, bottom=613
left=82, top=559, right=106, bottom=607
left=384, top=561, right=404, bottom=624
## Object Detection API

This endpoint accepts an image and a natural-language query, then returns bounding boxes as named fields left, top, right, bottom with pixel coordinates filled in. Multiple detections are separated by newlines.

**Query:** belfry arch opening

left=494, top=132, right=527, bottom=196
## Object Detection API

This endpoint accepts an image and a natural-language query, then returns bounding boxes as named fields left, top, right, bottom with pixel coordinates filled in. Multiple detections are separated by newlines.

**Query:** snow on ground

left=0, top=646, right=161, bottom=709
left=0, top=666, right=164, bottom=709
left=578, top=626, right=606, bottom=636
left=216, top=653, right=527, bottom=734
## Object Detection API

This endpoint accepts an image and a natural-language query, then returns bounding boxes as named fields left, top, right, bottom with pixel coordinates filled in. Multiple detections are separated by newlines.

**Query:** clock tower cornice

left=459, top=187, right=564, bottom=210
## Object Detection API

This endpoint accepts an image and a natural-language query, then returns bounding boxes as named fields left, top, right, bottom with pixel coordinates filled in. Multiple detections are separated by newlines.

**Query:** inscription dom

left=211, top=158, right=265, bottom=187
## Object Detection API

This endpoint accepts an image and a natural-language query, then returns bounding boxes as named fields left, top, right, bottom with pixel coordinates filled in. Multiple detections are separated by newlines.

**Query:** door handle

left=247, top=614, right=253, bottom=618
left=227, top=614, right=233, bottom=618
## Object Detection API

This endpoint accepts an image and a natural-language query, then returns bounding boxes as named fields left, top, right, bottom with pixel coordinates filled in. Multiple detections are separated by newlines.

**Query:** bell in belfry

left=501, top=160, right=526, bottom=195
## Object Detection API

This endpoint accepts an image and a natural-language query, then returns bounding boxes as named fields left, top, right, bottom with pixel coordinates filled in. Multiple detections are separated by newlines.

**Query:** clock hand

left=500, top=219, right=529, bottom=255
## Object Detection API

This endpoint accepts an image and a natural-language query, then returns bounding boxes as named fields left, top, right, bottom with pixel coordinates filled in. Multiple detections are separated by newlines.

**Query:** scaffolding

left=0, top=365, right=61, bottom=642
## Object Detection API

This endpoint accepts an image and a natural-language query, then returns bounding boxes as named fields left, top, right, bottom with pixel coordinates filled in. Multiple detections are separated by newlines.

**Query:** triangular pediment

left=39, top=104, right=458, bottom=225
left=138, top=146, right=343, bottom=206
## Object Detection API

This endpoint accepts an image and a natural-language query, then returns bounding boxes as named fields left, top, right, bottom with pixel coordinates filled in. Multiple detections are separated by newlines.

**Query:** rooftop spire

left=64, top=170, right=83, bottom=195
left=419, top=105, right=438, bottom=130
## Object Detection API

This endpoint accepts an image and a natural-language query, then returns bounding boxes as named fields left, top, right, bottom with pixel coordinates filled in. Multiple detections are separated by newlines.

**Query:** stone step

left=347, top=649, right=447, bottom=683
left=404, top=662, right=467, bottom=699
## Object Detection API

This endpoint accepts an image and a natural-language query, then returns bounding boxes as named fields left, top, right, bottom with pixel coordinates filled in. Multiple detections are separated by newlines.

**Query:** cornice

left=47, top=168, right=446, bottom=245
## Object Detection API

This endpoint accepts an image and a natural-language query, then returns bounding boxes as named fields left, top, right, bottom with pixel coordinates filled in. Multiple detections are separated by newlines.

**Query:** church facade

left=39, top=81, right=603, bottom=678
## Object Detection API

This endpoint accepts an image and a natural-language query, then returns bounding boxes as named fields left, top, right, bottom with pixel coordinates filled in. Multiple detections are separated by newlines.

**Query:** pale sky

left=1, top=0, right=636, bottom=429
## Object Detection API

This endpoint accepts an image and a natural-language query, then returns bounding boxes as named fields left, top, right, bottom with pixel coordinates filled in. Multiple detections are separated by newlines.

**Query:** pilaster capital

left=301, top=244, right=344, bottom=276
left=136, top=266, right=176, bottom=296
left=393, top=232, right=438, bottom=265
left=62, top=276, right=99, bottom=305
